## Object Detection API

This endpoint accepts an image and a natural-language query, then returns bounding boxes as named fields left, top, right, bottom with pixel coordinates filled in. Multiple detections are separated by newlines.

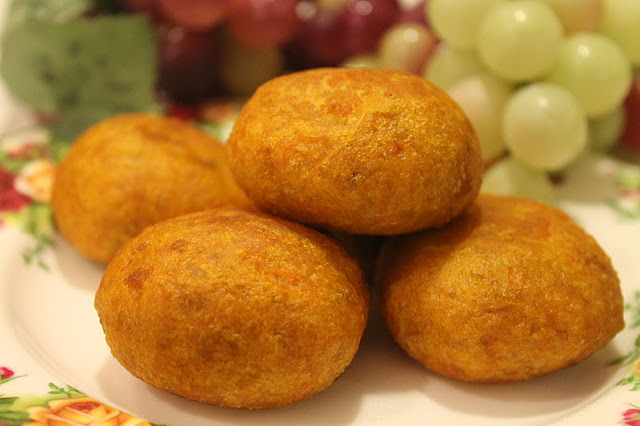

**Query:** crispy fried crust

left=51, top=114, right=251, bottom=263
left=95, top=208, right=370, bottom=408
left=379, top=194, right=624, bottom=382
left=227, top=68, right=482, bottom=235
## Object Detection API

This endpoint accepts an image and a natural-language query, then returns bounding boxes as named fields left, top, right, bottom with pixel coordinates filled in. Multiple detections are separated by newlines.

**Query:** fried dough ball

left=51, top=114, right=251, bottom=263
left=227, top=67, right=482, bottom=235
left=95, top=208, right=370, bottom=409
left=324, top=231, right=384, bottom=286
left=379, top=194, right=624, bottom=383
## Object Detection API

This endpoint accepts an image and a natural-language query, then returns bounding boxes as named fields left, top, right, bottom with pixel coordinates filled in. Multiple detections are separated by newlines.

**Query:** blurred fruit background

left=0, top=0, right=638, bottom=204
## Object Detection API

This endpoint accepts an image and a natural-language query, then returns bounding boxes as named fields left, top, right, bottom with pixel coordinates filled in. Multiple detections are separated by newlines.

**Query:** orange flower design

left=14, top=158, right=56, bottom=203
left=25, top=397, right=152, bottom=426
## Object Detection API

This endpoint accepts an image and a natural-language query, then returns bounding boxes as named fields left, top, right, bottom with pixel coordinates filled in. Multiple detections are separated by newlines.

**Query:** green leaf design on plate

left=0, top=396, right=30, bottom=425
left=616, top=165, right=640, bottom=192
left=20, top=203, right=54, bottom=272
left=0, top=397, right=17, bottom=410
left=0, top=376, right=23, bottom=387
left=0, top=410, right=31, bottom=425
left=617, top=373, right=640, bottom=391
left=613, top=291, right=640, bottom=391
left=47, top=383, right=86, bottom=399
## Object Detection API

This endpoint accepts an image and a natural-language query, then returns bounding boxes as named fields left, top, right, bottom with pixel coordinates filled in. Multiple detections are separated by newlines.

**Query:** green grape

left=448, top=74, right=513, bottom=162
left=537, top=0, right=603, bottom=34
left=546, top=33, right=632, bottom=117
left=503, top=83, right=588, bottom=171
left=588, top=106, right=624, bottom=152
left=427, top=0, right=507, bottom=50
left=477, top=1, right=563, bottom=82
left=378, top=23, right=437, bottom=74
left=422, top=44, right=485, bottom=90
left=481, top=157, right=555, bottom=205
left=341, top=54, right=380, bottom=69
left=598, top=0, right=640, bottom=66
left=220, top=41, right=283, bottom=97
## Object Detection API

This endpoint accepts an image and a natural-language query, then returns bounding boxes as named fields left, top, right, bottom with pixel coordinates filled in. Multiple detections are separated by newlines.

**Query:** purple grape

left=157, top=0, right=231, bottom=31
left=285, top=2, right=346, bottom=68
left=228, top=0, right=300, bottom=48
left=157, top=26, right=221, bottom=103
left=397, top=1, right=428, bottom=26
left=336, top=0, right=400, bottom=56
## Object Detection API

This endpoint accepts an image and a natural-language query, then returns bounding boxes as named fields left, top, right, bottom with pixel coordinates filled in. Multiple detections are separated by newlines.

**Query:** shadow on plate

left=53, top=234, right=105, bottom=293
left=89, top=278, right=627, bottom=425
left=421, top=341, right=624, bottom=420
left=94, top=299, right=626, bottom=425
left=93, top=306, right=431, bottom=426
left=554, top=153, right=623, bottom=205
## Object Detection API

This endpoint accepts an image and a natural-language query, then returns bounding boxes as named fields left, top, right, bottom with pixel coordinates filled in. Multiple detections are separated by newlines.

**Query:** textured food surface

left=227, top=67, right=482, bottom=235
left=379, top=194, right=624, bottom=382
left=51, top=113, right=251, bottom=263
left=95, top=208, right=370, bottom=409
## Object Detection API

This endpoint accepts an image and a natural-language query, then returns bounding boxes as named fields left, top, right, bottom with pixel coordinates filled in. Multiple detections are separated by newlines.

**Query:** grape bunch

left=424, top=0, right=639, bottom=203
left=122, top=0, right=299, bottom=101
left=119, top=0, right=434, bottom=102
left=119, top=0, right=639, bottom=204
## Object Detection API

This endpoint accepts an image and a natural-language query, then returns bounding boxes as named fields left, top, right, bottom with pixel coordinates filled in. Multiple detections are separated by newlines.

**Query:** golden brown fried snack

left=324, top=231, right=384, bottom=286
left=379, top=194, right=624, bottom=383
left=51, top=113, right=251, bottom=263
left=95, top=208, right=370, bottom=409
left=227, top=67, right=482, bottom=235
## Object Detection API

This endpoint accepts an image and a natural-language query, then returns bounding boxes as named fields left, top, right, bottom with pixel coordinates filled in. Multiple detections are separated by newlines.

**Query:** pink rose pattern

left=0, top=370, right=156, bottom=425
left=0, top=168, right=31, bottom=214
left=622, top=406, right=640, bottom=425
left=0, top=121, right=639, bottom=424
left=0, top=367, right=14, bottom=380
left=0, top=129, right=58, bottom=270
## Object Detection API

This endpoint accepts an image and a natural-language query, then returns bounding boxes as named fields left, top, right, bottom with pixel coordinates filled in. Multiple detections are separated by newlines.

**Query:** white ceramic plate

left=1, top=126, right=640, bottom=426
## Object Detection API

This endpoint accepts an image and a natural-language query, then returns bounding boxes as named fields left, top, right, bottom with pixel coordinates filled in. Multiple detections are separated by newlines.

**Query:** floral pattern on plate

left=610, top=163, right=640, bottom=220
left=1, top=119, right=640, bottom=425
left=0, top=127, right=57, bottom=270
left=0, top=368, right=156, bottom=426
left=622, top=404, right=640, bottom=426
